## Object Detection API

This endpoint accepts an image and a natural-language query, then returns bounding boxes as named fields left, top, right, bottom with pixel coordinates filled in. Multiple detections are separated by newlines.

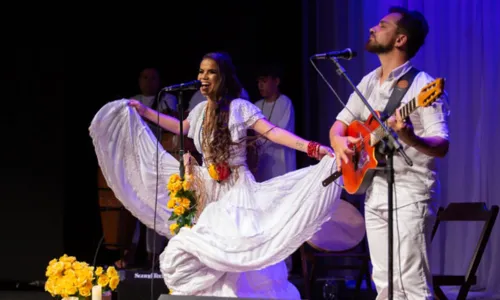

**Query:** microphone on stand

left=310, top=48, right=357, bottom=60
left=162, top=80, right=201, bottom=92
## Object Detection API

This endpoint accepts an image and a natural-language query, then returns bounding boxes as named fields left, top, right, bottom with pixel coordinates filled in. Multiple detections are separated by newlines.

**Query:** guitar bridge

left=353, top=144, right=369, bottom=170
left=352, top=144, right=359, bottom=171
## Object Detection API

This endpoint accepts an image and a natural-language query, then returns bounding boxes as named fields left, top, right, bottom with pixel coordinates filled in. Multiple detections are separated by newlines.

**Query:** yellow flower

left=169, top=174, right=181, bottom=184
left=182, top=179, right=191, bottom=190
left=208, top=164, right=219, bottom=181
left=106, top=266, right=118, bottom=278
left=44, top=277, right=57, bottom=295
left=170, top=223, right=179, bottom=235
left=71, top=261, right=84, bottom=270
left=95, top=266, right=104, bottom=276
left=59, top=254, right=76, bottom=263
left=64, top=269, right=76, bottom=278
left=167, top=198, right=176, bottom=209
left=75, top=274, right=89, bottom=288
left=171, top=181, right=183, bottom=193
left=109, top=275, right=120, bottom=290
left=180, top=198, right=191, bottom=209
left=173, top=205, right=185, bottom=216
left=46, top=261, right=65, bottom=277
left=79, top=285, right=91, bottom=297
left=97, top=274, right=110, bottom=287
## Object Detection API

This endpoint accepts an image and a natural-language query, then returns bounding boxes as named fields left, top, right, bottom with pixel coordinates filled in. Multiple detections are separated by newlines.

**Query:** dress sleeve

left=186, top=101, right=206, bottom=139
left=228, top=99, right=265, bottom=142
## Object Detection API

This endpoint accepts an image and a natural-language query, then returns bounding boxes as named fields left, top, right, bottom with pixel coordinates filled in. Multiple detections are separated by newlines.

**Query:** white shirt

left=254, top=94, right=297, bottom=182
left=336, top=61, right=450, bottom=210
left=132, top=93, right=178, bottom=112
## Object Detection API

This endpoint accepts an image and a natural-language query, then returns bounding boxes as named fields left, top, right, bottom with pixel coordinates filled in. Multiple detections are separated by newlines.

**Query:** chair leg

left=366, top=256, right=373, bottom=291
left=434, top=286, right=448, bottom=300
left=457, top=283, right=471, bottom=300
left=355, top=257, right=368, bottom=297
left=299, top=245, right=311, bottom=300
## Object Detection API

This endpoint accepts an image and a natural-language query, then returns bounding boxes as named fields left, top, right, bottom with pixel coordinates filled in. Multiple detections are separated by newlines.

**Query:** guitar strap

left=380, top=67, right=420, bottom=121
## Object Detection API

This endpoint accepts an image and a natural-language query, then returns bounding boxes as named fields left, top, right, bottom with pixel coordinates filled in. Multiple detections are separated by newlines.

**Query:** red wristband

left=307, top=141, right=320, bottom=159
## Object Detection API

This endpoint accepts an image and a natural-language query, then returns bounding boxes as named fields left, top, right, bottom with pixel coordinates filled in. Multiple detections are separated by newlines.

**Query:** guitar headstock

left=417, top=78, right=445, bottom=107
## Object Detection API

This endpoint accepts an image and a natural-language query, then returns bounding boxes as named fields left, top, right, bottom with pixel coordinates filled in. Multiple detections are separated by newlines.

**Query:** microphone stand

left=329, top=57, right=412, bottom=300
left=177, top=90, right=185, bottom=180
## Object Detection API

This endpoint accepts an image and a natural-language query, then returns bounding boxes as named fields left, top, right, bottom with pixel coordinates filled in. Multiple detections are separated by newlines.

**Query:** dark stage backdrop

left=0, top=1, right=308, bottom=284
left=0, top=48, right=65, bottom=283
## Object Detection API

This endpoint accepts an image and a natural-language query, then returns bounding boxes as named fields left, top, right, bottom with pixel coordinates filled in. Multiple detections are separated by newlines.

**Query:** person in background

left=253, top=63, right=296, bottom=182
left=133, top=66, right=178, bottom=113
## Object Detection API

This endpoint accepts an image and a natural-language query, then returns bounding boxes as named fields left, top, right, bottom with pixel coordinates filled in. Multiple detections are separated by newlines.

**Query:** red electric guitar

left=341, top=78, right=445, bottom=195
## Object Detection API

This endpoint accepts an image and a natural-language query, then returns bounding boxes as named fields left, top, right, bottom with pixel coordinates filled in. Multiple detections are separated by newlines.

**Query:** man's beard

left=365, top=36, right=395, bottom=54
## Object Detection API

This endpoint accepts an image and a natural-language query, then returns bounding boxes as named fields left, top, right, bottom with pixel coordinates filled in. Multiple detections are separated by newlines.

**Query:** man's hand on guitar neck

left=387, top=108, right=418, bottom=146
left=388, top=108, right=450, bottom=158
left=329, top=121, right=362, bottom=172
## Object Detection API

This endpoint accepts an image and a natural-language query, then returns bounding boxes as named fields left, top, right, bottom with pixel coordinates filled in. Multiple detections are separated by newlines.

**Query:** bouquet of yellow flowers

left=44, top=254, right=120, bottom=299
left=166, top=173, right=198, bottom=235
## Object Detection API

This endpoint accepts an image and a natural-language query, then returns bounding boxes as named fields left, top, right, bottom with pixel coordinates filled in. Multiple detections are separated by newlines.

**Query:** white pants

left=365, top=201, right=436, bottom=300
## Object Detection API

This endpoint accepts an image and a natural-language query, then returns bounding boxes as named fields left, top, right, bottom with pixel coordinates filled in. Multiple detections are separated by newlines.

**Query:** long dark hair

left=201, top=52, right=244, bottom=166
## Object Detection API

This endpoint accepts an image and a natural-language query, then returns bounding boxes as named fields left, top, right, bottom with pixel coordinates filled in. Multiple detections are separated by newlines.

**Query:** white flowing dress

left=89, top=98, right=343, bottom=298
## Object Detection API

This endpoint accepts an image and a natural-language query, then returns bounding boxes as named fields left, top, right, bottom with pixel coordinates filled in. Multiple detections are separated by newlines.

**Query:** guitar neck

left=371, top=97, right=418, bottom=144
left=398, top=97, right=418, bottom=120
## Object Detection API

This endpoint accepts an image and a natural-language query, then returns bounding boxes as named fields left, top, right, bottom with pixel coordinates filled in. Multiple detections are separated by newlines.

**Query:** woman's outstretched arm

left=251, top=118, right=334, bottom=159
left=128, top=99, right=190, bottom=135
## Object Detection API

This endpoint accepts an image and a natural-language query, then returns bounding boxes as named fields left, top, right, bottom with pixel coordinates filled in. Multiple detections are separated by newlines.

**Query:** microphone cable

left=150, top=89, right=165, bottom=300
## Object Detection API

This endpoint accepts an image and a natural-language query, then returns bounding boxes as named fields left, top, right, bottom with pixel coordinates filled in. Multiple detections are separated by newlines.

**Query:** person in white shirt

left=253, top=64, right=296, bottom=274
left=253, top=65, right=296, bottom=182
left=133, top=67, right=178, bottom=113
left=329, top=6, right=449, bottom=300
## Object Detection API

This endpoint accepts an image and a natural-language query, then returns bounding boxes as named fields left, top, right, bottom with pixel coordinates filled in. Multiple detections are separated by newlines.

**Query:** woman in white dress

left=89, top=52, right=344, bottom=298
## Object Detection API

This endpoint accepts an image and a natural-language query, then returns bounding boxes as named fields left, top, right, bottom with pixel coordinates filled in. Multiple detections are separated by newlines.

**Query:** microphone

left=162, top=80, right=201, bottom=92
left=311, top=48, right=357, bottom=60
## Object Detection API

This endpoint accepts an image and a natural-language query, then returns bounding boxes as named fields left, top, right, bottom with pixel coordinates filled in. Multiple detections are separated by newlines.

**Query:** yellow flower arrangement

left=44, top=254, right=120, bottom=299
left=167, top=173, right=197, bottom=235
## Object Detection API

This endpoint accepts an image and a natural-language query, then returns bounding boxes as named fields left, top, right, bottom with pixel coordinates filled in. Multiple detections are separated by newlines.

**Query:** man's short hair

left=389, top=6, right=429, bottom=59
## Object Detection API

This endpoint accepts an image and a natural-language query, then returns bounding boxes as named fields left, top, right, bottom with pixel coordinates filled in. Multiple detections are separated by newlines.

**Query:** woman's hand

left=317, top=145, right=335, bottom=160
left=127, top=99, right=147, bottom=116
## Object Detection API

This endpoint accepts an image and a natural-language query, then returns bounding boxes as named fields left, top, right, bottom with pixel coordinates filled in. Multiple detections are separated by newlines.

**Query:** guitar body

left=343, top=111, right=386, bottom=195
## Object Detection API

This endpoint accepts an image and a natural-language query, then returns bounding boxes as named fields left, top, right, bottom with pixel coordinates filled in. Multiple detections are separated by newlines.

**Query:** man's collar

left=375, top=60, right=413, bottom=81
